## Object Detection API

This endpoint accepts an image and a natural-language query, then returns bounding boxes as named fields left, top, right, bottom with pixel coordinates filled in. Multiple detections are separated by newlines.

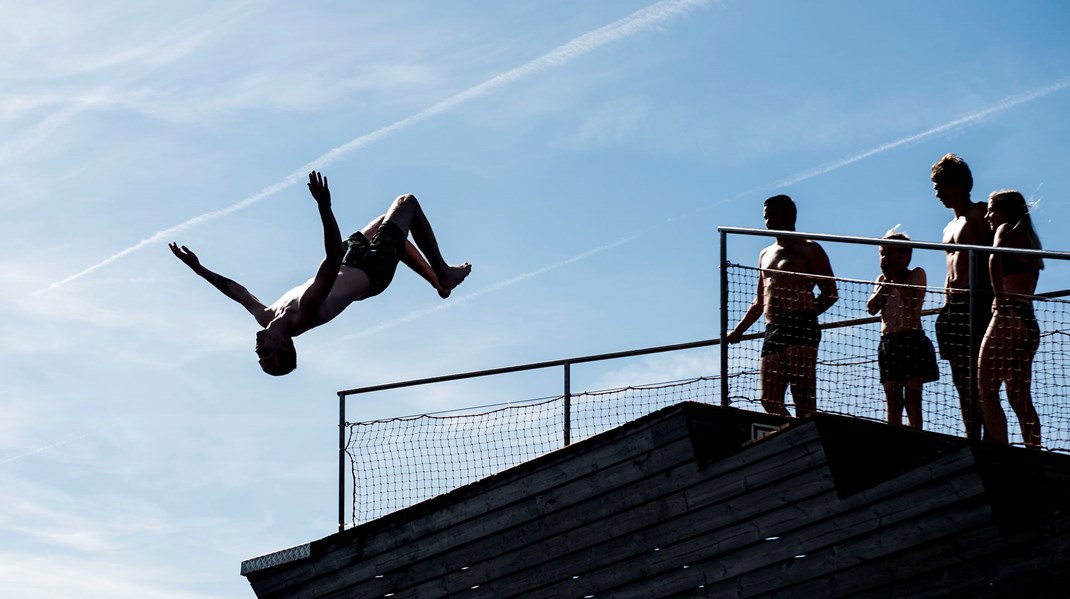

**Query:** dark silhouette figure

left=728, top=195, right=838, bottom=418
left=170, top=171, right=471, bottom=375
left=978, top=190, right=1043, bottom=448
left=931, top=154, right=993, bottom=439
left=866, top=229, right=939, bottom=430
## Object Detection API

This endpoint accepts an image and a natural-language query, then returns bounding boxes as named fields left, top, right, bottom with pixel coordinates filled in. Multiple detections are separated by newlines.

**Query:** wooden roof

left=242, top=402, right=1070, bottom=597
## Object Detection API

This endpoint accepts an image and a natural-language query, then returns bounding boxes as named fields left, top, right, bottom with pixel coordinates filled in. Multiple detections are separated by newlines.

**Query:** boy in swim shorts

left=866, top=230, right=939, bottom=429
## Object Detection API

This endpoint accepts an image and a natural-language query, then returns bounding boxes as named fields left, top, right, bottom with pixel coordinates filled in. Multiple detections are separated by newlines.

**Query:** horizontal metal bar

left=717, top=226, right=1070, bottom=260
left=338, top=284, right=1070, bottom=400
left=338, top=337, right=721, bottom=398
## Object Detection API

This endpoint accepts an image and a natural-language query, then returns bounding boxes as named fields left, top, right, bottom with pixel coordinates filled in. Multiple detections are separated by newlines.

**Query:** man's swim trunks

left=761, top=310, right=821, bottom=357
left=342, top=220, right=404, bottom=298
left=878, top=329, right=940, bottom=384
left=994, top=301, right=1041, bottom=352
left=934, top=292, right=992, bottom=360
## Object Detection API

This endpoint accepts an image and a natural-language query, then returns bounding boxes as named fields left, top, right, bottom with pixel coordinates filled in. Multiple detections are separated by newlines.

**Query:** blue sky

left=3, top=1, right=1070, bottom=596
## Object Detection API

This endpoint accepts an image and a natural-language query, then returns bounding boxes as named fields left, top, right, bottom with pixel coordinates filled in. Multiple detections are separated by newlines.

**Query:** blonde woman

left=978, top=190, right=1043, bottom=448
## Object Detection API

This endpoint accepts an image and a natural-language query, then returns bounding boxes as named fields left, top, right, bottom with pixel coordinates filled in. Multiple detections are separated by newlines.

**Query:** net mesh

left=725, top=264, right=1070, bottom=448
left=347, top=377, right=719, bottom=524
left=344, top=255, right=1070, bottom=526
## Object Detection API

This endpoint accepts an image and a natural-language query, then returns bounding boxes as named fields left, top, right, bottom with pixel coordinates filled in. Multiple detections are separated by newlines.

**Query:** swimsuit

left=935, top=292, right=993, bottom=360
left=761, top=310, right=821, bottom=357
left=878, top=329, right=940, bottom=384
left=1001, top=254, right=1040, bottom=278
left=342, top=221, right=405, bottom=298
left=993, top=301, right=1041, bottom=352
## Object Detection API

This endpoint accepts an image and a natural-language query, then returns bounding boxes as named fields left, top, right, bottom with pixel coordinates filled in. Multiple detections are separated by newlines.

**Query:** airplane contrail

left=36, top=0, right=709, bottom=295
left=691, top=78, right=1070, bottom=213
left=346, top=77, right=1070, bottom=339
left=0, top=435, right=87, bottom=465
left=770, top=78, right=1070, bottom=190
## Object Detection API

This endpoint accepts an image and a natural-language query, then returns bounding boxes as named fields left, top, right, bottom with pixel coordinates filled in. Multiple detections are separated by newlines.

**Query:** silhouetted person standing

left=931, top=153, right=993, bottom=440
left=866, top=229, right=939, bottom=430
left=728, top=195, right=838, bottom=418
left=978, top=190, right=1043, bottom=448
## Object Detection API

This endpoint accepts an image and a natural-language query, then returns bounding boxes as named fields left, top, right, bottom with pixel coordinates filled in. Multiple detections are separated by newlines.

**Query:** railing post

left=563, top=361, right=572, bottom=446
left=564, top=357, right=573, bottom=447
left=338, top=391, right=346, bottom=533
left=967, top=248, right=980, bottom=441
left=720, top=229, right=730, bottom=407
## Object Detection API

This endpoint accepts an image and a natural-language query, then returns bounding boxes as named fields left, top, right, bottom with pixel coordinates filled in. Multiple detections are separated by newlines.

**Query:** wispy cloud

left=717, top=78, right=1070, bottom=207
left=352, top=77, right=1070, bottom=339
left=0, top=3, right=256, bottom=168
left=38, top=0, right=710, bottom=294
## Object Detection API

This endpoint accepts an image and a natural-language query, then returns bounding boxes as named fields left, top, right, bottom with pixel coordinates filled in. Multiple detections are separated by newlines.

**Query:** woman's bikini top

left=1002, top=253, right=1040, bottom=278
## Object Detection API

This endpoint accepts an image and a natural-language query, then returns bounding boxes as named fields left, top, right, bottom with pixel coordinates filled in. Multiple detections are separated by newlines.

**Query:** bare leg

left=788, top=346, right=818, bottom=418
left=402, top=240, right=445, bottom=295
left=358, top=213, right=452, bottom=297
left=760, top=353, right=791, bottom=417
left=1006, top=338, right=1041, bottom=449
left=904, top=378, right=924, bottom=430
left=359, top=215, right=385, bottom=238
left=884, top=382, right=903, bottom=427
left=381, top=194, right=470, bottom=296
left=949, top=353, right=983, bottom=440
left=978, top=324, right=1009, bottom=445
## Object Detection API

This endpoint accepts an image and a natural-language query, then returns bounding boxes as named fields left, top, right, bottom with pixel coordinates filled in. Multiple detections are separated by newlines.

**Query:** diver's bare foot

left=438, top=263, right=471, bottom=298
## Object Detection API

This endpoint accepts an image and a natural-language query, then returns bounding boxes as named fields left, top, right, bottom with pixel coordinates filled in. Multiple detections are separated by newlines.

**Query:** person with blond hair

left=978, top=189, right=1043, bottom=448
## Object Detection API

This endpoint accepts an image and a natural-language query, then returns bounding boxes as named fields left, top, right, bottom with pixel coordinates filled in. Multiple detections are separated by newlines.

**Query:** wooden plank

left=707, top=455, right=989, bottom=596
left=256, top=404, right=808, bottom=594
left=314, top=438, right=701, bottom=599
left=744, top=497, right=994, bottom=597
left=464, top=441, right=832, bottom=597
left=688, top=444, right=1070, bottom=597
left=247, top=409, right=1070, bottom=599
left=434, top=423, right=963, bottom=594
left=785, top=448, right=1070, bottom=597
left=537, top=447, right=982, bottom=598
left=845, top=511, right=1070, bottom=597
left=247, top=405, right=700, bottom=597
left=315, top=415, right=825, bottom=598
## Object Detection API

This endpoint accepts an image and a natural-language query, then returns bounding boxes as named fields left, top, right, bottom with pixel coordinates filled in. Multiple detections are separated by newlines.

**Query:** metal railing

left=718, top=227, right=1070, bottom=436
left=334, top=227, right=1070, bottom=531
left=335, top=338, right=725, bottom=531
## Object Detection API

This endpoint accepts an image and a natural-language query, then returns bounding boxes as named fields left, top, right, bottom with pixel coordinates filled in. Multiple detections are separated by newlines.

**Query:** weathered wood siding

left=243, top=403, right=1070, bottom=598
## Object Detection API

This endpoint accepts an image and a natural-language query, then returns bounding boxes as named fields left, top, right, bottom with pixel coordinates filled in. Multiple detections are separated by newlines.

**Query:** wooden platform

left=241, top=402, right=1070, bottom=597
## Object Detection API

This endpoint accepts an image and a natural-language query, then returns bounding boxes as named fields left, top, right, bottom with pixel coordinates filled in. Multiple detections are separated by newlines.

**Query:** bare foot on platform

left=438, top=263, right=472, bottom=298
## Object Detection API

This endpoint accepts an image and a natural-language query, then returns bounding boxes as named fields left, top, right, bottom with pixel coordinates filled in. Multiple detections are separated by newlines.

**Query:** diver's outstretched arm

left=169, top=242, right=272, bottom=327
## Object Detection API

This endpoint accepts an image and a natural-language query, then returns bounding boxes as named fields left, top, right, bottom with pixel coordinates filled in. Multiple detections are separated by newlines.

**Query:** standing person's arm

left=810, top=244, right=838, bottom=315
left=989, top=224, right=1008, bottom=306
left=728, top=267, right=765, bottom=343
left=866, top=274, right=887, bottom=316
left=903, top=267, right=928, bottom=312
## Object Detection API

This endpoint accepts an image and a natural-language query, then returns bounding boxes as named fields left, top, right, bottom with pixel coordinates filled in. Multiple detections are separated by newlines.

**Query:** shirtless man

left=728, top=195, right=838, bottom=418
left=170, top=171, right=471, bottom=376
left=930, top=154, right=993, bottom=439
